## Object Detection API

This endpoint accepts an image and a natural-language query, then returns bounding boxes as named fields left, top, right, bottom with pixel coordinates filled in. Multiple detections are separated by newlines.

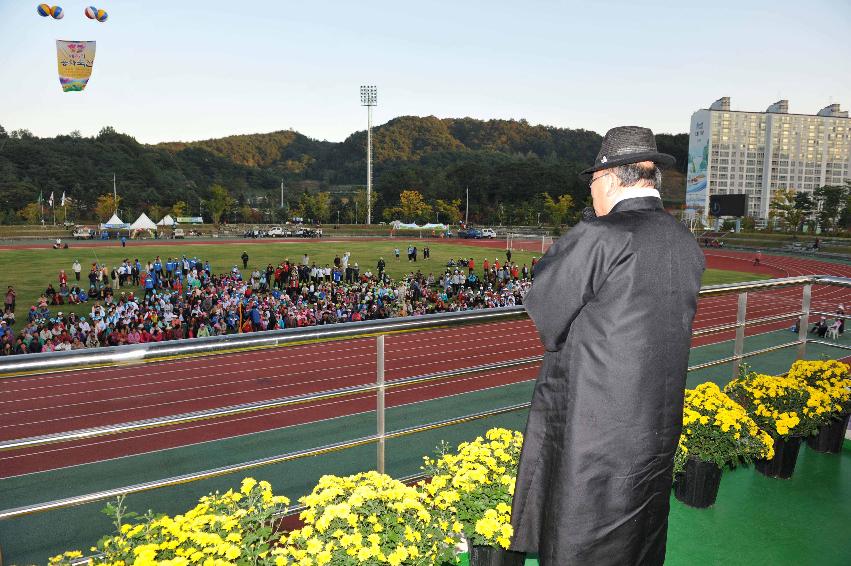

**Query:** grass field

left=0, top=241, right=769, bottom=320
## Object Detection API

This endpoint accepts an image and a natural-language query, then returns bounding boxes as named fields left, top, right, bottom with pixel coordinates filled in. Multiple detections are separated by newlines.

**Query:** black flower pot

left=469, top=545, right=526, bottom=566
left=807, top=413, right=851, bottom=454
left=674, top=457, right=722, bottom=508
left=755, top=436, right=803, bottom=479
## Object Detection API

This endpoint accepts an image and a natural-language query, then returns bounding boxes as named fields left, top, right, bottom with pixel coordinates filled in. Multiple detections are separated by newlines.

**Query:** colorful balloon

left=96, top=9, right=108, bottom=22
left=37, top=3, right=51, bottom=17
left=84, top=6, right=97, bottom=19
left=50, top=5, right=63, bottom=19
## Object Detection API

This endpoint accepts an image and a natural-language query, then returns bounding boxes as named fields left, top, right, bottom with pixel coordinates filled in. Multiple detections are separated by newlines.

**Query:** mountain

left=0, top=118, right=688, bottom=225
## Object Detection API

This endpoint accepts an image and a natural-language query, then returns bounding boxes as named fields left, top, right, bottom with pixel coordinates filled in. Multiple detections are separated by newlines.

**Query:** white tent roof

left=102, top=213, right=126, bottom=228
left=129, top=213, right=157, bottom=231
left=157, top=214, right=176, bottom=226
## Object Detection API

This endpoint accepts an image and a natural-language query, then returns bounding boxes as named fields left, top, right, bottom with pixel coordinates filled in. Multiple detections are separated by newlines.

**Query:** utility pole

left=360, top=85, right=377, bottom=225
left=465, top=186, right=469, bottom=226
left=280, top=179, right=284, bottom=208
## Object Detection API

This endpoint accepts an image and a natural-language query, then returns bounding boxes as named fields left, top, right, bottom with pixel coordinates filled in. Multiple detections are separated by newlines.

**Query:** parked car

left=480, top=228, right=497, bottom=239
left=458, top=228, right=483, bottom=239
left=267, top=226, right=290, bottom=237
left=72, top=227, right=95, bottom=240
left=173, top=228, right=185, bottom=239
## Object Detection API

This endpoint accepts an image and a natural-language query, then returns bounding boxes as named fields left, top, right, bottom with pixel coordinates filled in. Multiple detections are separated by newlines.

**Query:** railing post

left=797, top=284, right=812, bottom=359
left=732, top=292, right=748, bottom=379
left=376, top=334, right=385, bottom=474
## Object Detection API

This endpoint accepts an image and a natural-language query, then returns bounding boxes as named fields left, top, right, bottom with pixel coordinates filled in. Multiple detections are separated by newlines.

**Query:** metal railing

left=2, top=274, right=850, bottom=523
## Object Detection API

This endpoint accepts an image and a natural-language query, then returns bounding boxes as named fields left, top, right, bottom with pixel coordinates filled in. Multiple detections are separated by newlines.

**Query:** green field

left=0, top=240, right=769, bottom=319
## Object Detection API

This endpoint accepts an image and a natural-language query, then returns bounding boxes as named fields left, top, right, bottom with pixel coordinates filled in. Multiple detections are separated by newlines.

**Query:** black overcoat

left=510, top=197, right=704, bottom=565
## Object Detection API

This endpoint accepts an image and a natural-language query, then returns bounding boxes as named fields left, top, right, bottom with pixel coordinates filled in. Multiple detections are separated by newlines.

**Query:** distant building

left=686, top=97, right=850, bottom=220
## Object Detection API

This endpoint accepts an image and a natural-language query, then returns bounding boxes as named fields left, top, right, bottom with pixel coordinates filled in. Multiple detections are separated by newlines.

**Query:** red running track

left=2, top=250, right=850, bottom=478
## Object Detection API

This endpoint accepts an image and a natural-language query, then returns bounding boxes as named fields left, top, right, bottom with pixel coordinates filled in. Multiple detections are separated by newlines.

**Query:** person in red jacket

left=468, top=257, right=475, bottom=274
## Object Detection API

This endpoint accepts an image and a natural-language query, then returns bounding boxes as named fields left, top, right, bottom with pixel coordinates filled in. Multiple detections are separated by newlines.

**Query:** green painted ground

left=1, top=239, right=762, bottom=321
left=0, top=329, right=848, bottom=564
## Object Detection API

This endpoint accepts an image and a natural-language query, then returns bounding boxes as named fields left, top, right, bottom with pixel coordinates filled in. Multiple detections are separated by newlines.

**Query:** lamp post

left=360, top=85, right=377, bottom=225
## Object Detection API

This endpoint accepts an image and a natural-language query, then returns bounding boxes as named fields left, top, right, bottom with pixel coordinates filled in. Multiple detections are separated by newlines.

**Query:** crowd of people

left=0, top=247, right=536, bottom=356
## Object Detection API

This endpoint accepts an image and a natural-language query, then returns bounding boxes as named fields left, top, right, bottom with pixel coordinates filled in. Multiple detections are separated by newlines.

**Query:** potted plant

left=724, top=372, right=823, bottom=479
left=673, top=382, right=774, bottom=507
left=421, top=428, right=526, bottom=566
left=276, top=471, right=459, bottom=566
left=787, top=359, right=851, bottom=453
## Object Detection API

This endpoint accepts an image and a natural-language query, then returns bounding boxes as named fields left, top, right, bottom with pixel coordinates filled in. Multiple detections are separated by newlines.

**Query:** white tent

left=130, top=213, right=157, bottom=231
left=101, top=213, right=127, bottom=229
left=157, top=214, right=176, bottom=226
left=390, top=220, right=447, bottom=230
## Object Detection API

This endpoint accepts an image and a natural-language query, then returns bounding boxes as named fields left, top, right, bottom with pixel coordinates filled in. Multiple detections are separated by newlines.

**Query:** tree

left=769, top=188, right=801, bottom=231
left=18, top=202, right=42, bottom=224
left=148, top=204, right=168, bottom=222
left=542, top=193, right=574, bottom=226
left=171, top=201, right=189, bottom=218
left=313, top=192, right=331, bottom=223
left=434, top=198, right=462, bottom=224
left=297, top=191, right=332, bottom=223
left=0, top=124, right=7, bottom=139
left=95, top=194, right=120, bottom=220
left=207, top=185, right=236, bottom=224
left=793, top=191, right=814, bottom=216
left=814, top=184, right=849, bottom=233
left=353, top=188, right=378, bottom=224
left=395, top=190, right=432, bottom=222
left=239, top=204, right=261, bottom=222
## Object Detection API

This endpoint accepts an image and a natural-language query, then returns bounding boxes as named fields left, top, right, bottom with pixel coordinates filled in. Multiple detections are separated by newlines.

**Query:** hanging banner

left=56, top=40, right=96, bottom=92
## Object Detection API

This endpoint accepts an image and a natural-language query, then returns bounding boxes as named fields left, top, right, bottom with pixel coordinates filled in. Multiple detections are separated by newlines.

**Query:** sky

left=1, top=0, right=849, bottom=144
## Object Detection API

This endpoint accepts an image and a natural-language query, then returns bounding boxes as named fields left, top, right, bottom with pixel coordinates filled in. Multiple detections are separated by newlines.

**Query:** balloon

left=50, top=5, right=63, bottom=19
left=96, top=9, right=108, bottom=22
left=37, top=3, right=51, bottom=16
left=84, top=6, right=97, bottom=19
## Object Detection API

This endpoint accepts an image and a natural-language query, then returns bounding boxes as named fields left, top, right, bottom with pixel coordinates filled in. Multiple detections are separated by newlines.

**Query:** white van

left=480, top=228, right=497, bottom=239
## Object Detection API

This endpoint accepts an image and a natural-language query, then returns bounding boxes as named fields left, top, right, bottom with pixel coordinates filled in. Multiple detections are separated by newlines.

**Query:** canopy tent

left=129, top=213, right=157, bottom=231
left=390, top=220, right=447, bottom=230
left=157, top=214, right=176, bottom=226
left=101, top=213, right=128, bottom=229
left=129, top=213, right=157, bottom=239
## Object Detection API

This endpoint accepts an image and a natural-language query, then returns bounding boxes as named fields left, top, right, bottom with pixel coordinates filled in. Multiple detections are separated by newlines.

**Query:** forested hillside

left=0, top=119, right=687, bottom=225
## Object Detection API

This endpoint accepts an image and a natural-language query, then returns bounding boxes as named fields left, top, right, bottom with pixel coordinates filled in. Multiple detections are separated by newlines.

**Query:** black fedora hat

left=580, top=126, right=675, bottom=181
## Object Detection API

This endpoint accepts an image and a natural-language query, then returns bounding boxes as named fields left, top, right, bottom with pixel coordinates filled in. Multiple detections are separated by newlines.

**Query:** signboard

left=685, top=109, right=710, bottom=217
left=709, top=194, right=747, bottom=217
left=176, top=216, right=204, bottom=224
left=56, top=40, right=96, bottom=92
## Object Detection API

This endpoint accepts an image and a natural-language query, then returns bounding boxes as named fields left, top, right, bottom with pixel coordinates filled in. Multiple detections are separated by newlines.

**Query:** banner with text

left=56, top=40, right=96, bottom=92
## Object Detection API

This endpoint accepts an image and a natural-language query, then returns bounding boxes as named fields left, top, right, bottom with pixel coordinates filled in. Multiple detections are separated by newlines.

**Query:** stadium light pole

left=360, top=85, right=377, bottom=225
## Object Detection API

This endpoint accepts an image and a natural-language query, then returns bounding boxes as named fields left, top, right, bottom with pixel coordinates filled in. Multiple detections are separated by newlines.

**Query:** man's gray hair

left=611, top=162, right=662, bottom=190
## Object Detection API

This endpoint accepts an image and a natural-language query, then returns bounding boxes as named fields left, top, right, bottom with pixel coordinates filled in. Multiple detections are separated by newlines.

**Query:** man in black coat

left=510, top=127, right=705, bottom=565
